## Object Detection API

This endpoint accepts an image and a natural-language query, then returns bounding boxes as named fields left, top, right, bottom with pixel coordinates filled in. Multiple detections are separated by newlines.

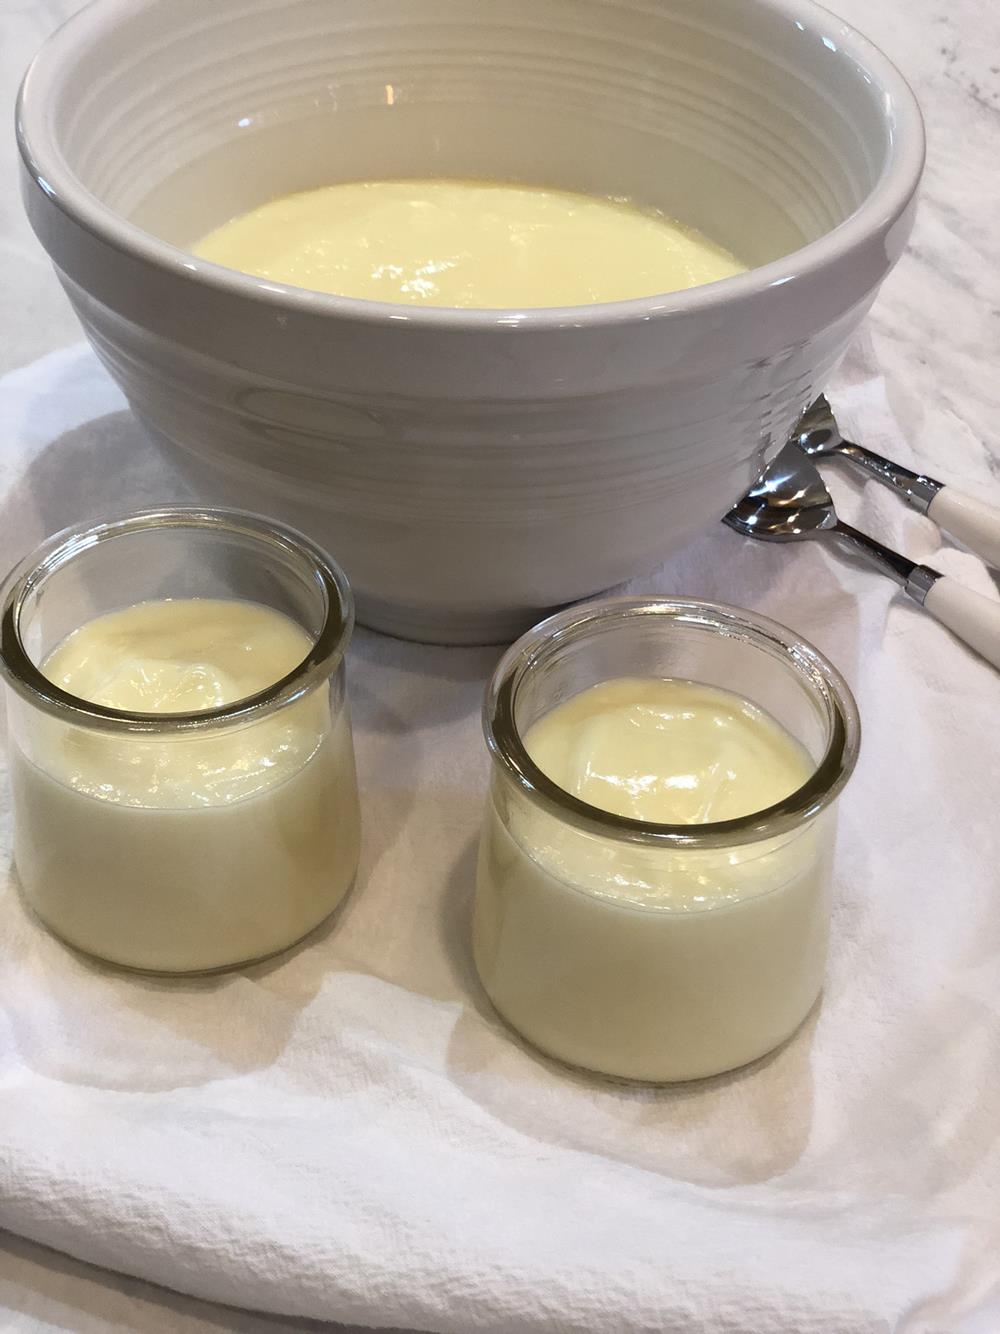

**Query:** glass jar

left=474, top=596, right=860, bottom=1082
left=0, top=507, right=359, bottom=974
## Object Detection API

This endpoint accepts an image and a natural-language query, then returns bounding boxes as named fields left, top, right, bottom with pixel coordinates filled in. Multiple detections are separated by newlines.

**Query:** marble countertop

left=0, top=0, right=997, bottom=1329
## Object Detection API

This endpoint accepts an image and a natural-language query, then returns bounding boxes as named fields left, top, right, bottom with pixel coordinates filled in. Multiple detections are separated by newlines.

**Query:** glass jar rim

left=0, top=507, right=354, bottom=734
left=484, top=596, right=861, bottom=849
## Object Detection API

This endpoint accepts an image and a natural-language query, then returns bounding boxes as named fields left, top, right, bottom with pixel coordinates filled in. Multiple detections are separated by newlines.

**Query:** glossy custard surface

left=195, top=179, right=746, bottom=307
left=10, top=599, right=359, bottom=971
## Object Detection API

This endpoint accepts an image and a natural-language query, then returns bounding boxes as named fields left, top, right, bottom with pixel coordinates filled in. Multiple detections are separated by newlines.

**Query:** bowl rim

left=0, top=507, right=355, bottom=735
left=16, top=0, right=925, bottom=331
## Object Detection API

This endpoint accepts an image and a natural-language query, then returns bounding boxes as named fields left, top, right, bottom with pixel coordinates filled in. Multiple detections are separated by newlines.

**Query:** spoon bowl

left=793, top=397, right=845, bottom=459
left=724, top=434, right=1000, bottom=670
left=724, top=443, right=839, bottom=541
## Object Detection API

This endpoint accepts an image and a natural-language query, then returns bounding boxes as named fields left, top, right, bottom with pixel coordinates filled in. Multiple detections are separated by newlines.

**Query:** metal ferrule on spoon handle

left=829, top=519, right=917, bottom=585
left=831, top=440, right=941, bottom=512
left=802, top=400, right=1000, bottom=568
left=833, top=437, right=1000, bottom=567
left=831, top=522, right=1000, bottom=669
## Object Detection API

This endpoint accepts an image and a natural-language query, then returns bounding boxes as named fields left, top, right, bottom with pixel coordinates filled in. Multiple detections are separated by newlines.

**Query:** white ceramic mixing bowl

left=17, top=0, right=924, bottom=643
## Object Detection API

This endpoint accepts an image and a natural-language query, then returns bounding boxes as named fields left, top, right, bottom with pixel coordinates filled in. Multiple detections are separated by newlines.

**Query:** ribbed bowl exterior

left=17, top=0, right=924, bottom=642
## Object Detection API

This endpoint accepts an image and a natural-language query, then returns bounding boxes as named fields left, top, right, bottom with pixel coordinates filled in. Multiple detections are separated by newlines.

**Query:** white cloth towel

left=1, top=339, right=999, bottom=1334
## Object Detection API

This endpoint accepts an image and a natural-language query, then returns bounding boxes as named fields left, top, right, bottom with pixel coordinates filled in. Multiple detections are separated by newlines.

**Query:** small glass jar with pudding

left=0, top=508, right=360, bottom=974
left=473, top=597, right=860, bottom=1083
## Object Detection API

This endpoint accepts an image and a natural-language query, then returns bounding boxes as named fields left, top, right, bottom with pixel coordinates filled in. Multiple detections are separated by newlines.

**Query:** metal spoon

left=725, top=442, right=1000, bottom=669
left=795, top=396, right=1000, bottom=569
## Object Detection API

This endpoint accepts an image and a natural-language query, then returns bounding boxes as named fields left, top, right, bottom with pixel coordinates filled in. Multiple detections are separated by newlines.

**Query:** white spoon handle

left=927, top=486, right=1000, bottom=570
left=922, top=576, right=1000, bottom=670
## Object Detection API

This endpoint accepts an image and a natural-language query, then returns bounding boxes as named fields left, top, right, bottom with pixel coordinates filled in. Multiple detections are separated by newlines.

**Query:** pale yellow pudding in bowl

left=195, top=179, right=746, bottom=307
left=18, top=0, right=924, bottom=642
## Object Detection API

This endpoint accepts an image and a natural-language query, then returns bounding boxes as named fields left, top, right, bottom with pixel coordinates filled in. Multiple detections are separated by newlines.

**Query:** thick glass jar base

left=478, top=973, right=824, bottom=1086
left=18, top=875, right=357, bottom=977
